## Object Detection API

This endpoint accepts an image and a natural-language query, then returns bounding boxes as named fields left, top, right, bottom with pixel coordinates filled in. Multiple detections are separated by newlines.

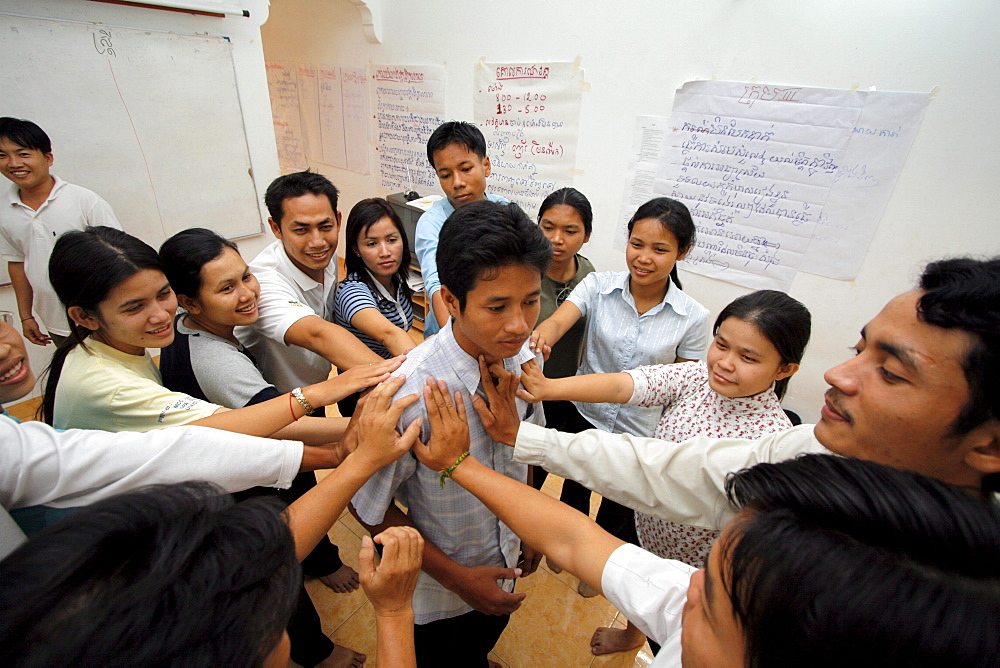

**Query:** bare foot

left=577, top=580, right=598, bottom=598
left=318, top=564, right=360, bottom=593
left=316, top=643, right=366, bottom=667
left=545, top=557, right=563, bottom=574
left=590, top=625, right=645, bottom=656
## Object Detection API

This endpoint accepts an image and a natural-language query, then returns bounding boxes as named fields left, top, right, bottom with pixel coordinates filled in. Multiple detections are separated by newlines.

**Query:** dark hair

left=438, top=200, right=552, bottom=311
left=916, top=258, right=1000, bottom=440
left=40, top=227, right=164, bottom=424
left=0, top=482, right=300, bottom=666
left=0, top=117, right=52, bottom=154
left=264, top=170, right=339, bottom=225
left=714, top=290, right=811, bottom=400
left=343, top=198, right=412, bottom=301
left=426, top=121, right=487, bottom=168
left=537, top=187, right=594, bottom=236
left=722, top=454, right=1000, bottom=668
left=626, top=197, right=696, bottom=289
left=160, top=228, right=239, bottom=298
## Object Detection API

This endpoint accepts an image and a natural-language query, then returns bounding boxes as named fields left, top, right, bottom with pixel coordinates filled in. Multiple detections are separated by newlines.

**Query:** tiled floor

left=306, top=471, right=653, bottom=668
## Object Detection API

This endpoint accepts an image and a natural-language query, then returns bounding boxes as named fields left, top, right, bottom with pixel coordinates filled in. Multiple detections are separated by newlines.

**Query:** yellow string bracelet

left=439, top=451, right=470, bottom=488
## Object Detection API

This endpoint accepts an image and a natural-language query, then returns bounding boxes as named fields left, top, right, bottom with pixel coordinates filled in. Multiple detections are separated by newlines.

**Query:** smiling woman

left=40, top=226, right=399, bottom=436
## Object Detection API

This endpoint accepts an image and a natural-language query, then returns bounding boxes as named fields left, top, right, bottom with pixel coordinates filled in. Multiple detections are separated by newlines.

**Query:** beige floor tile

left=492, top=568, right=620, bottom=667
left=304, top=522, right=368, bottom=635
left=328, top=601, right=380, bottom=660
left=487, top=652, right=510, bottom=667
left=337, top=509, right=369, bottom=541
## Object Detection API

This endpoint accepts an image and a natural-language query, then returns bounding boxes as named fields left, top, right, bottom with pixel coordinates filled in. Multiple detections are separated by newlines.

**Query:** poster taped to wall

left=473, top=61, right=585, bottom=218
left=370, top=65, right=446, bottom=195
left=619, top=81, right=929, bottom=290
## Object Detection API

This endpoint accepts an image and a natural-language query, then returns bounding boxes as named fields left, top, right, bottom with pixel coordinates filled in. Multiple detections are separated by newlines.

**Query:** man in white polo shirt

left=236, top=171, right=383, bottom=666
left=0, top=118, right=120, bottom=347
left=238, top=170, right=380, bottom=394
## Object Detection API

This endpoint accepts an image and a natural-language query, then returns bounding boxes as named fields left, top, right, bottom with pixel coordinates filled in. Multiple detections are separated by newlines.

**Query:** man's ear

left=964, top=421, right=1000, bottom=477
left=335, top=210, right=343, bottom=227
left=268, top=217, right=282, bottom=239
left=440, top=285, right=461, bottom=318
left=177, top=293, right=201, bottom=315
left=67, top=305, right=99, bottom=332
left=481, top=155, right=491, bottom=178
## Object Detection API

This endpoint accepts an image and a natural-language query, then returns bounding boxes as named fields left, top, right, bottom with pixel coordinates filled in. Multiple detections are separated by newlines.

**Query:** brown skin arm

left=284, top=313, right=383, bottom=368
left=8, top=262, right=49, bottom=345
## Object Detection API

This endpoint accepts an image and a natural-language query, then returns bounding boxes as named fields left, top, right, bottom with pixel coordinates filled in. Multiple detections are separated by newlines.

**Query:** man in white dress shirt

left=478, top=257, right=1000, bottom=534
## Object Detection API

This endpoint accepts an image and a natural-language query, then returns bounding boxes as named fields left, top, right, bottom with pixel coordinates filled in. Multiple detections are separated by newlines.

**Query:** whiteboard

left=0, top=15, right=262, bottom=267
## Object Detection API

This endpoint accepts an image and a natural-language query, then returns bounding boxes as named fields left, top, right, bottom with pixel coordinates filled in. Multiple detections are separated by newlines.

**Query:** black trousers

left=413, top=610, right=510, bottom=667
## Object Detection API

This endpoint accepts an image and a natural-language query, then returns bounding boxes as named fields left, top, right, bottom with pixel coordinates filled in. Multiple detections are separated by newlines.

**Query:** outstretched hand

left=351, top=375, right=422, bottom=471
left=528, top=330, right=551, bottom=361
left=470, top=356, right=521, bottom=447
left=359, top=526, right=424, bottom=616
left=322, top=355, right=406, bottom=405
left=412, top=377, right=471, bottom=472
left=515, top=359, right=548, bottom=403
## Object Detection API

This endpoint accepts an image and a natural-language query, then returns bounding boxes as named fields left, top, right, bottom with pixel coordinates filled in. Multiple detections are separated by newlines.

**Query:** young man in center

left=350, top=200, right=551, bottom=666
left=415, top=121, right=508, bottom=337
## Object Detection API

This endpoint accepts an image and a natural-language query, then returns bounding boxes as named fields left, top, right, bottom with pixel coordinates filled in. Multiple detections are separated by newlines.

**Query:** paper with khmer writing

left=265, top=61, right=307, bottom=172
left=473, top=61, right=585, bottom=217
left=341, top=67, right=370, bottom=174
left=370, top=65, right=447, bottom=194
left=622, top=81, right=929, bottom=289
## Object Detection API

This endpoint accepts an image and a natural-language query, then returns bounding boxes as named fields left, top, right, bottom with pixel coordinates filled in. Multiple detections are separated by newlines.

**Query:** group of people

left=0, top=114, right=997, bottom=668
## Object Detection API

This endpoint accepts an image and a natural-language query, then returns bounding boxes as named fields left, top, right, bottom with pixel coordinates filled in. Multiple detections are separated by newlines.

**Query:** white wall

left=1, top=0, right=280, bottom=403
left=262, top=0, right=1000, bottom=422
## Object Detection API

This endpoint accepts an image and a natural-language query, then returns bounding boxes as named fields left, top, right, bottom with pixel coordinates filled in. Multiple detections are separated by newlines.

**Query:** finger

left=520, top=359, right=539, bottom=375
left=514, top=388, right=537, bottom=402
left=453, top=390, right=467, bottom=422
left=498, top=591, right=527, bottom=613
left=358, top=535, right=376, bottom=579
left=375, top=527, right=400, bottom=568
left=478, top=356, right=499, bottom=399
left=529, top=331, right=540, bottom=350
left=396, top=416, right=423, bottom=450
left=389, top=391, right=420, bottom=415
left=470, top=393, right=493, bottom=425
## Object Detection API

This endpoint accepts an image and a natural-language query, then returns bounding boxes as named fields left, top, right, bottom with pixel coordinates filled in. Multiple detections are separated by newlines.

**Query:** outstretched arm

left=516, top=359, right=634, bottom=405
left=414, top=379, right=623, bottom=596
left=529, top=300, right=582, bottom=357
left=189, top=356, right=403, bottom=438
left=285, top=375, right=421, bottom=560
left=285, top=314, right=384, bottom=368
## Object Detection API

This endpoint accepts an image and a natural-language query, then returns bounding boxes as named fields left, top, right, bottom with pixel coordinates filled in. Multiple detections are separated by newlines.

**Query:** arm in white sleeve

left=0, top=419, right=303, bottom=511
left=512, top=422, right=828, bottom=529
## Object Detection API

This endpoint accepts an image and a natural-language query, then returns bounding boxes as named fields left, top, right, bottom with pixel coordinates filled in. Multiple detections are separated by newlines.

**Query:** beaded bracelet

left=438, top=451, right=470, bottom=488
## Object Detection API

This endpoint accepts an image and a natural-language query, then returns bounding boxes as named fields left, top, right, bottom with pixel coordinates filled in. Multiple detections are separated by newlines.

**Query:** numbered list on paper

left=473, top=62, right=584, bottom=217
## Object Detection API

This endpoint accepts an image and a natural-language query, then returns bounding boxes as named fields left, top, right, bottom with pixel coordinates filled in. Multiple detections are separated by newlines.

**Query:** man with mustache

left=475, top=257, right=1000, bottom=529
